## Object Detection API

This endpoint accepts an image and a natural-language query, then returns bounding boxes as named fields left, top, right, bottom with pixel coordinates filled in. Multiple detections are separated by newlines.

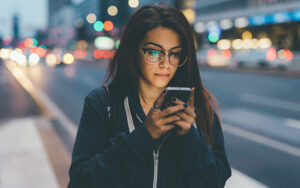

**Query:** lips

left=155, top=73, right=170, bottom=77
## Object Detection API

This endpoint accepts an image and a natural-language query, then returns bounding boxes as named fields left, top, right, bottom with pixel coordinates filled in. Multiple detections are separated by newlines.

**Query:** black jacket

left=69, top=86, right=231, bottom=188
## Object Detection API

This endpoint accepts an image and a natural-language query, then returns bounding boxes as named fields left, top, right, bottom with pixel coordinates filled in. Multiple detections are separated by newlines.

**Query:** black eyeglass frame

left=139, top=46, right=188, bottom=67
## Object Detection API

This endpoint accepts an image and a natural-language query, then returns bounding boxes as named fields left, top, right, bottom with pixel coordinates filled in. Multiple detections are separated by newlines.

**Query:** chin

left=152, top=81, right=169, bottom=88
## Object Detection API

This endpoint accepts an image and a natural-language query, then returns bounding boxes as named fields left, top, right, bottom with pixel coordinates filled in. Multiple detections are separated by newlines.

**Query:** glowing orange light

left=222, top=50, right=232, bottom=60
left=73, top=49, right=87, bottom=59
left=284, top=49, right=293, bottom=61
left=24, top=38, right=33, bottom=48
left=266, top=47, right=277, bottom=61
left=31, top=47, right=46, bottom=57
left=207, top=49, right=217, bottom=57
left=93, top=49, right=103, bottom=59
left=103, top=21, right=113, bottom=31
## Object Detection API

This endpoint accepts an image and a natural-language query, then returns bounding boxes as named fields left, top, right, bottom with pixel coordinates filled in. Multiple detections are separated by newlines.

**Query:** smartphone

left=160, top=87, right=192, bottom=111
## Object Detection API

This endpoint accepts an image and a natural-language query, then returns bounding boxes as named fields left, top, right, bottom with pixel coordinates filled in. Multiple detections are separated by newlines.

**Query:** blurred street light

left=128, top=0, right=139, bottom=8
left=108, top=6, right=118, bottom=16
left=86, top=13, right=97, bottom=24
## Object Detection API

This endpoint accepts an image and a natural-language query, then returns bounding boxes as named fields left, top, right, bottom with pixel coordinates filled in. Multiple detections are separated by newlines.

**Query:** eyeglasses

left=139, top=46, right=187, bottom=67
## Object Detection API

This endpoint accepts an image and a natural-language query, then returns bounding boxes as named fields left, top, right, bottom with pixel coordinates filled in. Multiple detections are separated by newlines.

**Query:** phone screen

left=160, top=87, right=192, bottom=110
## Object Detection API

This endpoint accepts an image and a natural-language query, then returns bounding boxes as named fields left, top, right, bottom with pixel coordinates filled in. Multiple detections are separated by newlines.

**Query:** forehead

left=142, top=27, right=181, bottom=50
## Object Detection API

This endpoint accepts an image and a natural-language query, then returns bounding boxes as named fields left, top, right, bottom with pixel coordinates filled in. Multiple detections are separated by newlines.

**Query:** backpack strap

left=102, top=85, right=111, bottom=120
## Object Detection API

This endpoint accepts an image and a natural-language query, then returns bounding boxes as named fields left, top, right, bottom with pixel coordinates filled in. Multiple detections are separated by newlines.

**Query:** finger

left=162, top=114, right=181, bottom=125
left=160, top=104, right=185, bottom=118
left=173, top=120, right=190, bottom=130
left=176, top=111, right=195, bottom=124
left=187, top=87, right=195, bottom=107
left=171, top=97, right=185, bottom=105
left=163, top=124, right=175, bottom=132
left=155, top=89, right=167, bottom=107
left=181, top=107, right=196, bottom=119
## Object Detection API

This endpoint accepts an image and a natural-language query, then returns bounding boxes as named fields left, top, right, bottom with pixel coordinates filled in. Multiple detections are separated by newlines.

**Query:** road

left=1, top=60, right=300, bottom=188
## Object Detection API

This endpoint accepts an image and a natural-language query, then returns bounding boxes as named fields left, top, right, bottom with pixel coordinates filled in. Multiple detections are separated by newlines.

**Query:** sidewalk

left=0, top=116, right=70, bottom=188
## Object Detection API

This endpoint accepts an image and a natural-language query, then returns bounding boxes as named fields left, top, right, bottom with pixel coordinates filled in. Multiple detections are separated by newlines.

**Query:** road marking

left=225, top=168, right=268, bottom=188
left=223, top=123, right=300, bottom=157
left=285, top=118, right=300, bottom=130
left=240, top=93, right=300, bottom=112
left=4, top=61, right=77, bottom=141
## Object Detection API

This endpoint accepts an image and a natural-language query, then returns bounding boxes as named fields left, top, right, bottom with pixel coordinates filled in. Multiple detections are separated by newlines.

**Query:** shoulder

left=84, top=86, right=109, bottom=108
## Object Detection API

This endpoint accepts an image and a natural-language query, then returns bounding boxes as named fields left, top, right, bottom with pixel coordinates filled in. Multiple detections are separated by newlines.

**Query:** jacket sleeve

left=68, top=89, right=157, bottom=188
left=172, top=111, right=232, bottom=188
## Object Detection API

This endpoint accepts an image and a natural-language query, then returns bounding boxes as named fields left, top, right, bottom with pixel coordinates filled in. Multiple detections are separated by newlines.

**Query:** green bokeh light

left=94, top=21, right=104, bottom=32
left=32, top=38, right=38, bottom=47
left=115, top=40, right=120, bottom=49
left=208, top=32, right=220, bottom=43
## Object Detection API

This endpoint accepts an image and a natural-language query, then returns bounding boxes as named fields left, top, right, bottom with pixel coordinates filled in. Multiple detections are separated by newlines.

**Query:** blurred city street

left=1, top=58, right=300, bottom=187
left=1, top=0, right=300, bottom=188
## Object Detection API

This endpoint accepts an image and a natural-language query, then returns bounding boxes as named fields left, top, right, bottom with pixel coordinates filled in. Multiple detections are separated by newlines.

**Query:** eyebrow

left=143, top=42, right=182, bottom=50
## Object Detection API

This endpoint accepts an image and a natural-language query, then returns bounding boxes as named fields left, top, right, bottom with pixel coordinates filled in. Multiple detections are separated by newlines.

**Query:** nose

left=159, top=54, right=171, bottom=68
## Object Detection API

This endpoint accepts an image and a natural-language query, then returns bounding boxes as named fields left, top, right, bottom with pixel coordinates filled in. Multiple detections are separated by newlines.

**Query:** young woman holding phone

left=69, top=2, right=231, bottom=188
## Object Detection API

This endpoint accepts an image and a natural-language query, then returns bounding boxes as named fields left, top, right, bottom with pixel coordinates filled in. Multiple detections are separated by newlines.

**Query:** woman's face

left=138, top=27, right=182, bottom=89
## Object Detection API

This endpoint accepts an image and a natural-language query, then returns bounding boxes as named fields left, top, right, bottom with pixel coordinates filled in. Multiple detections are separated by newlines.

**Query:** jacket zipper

left=152, top=132, right=172, bottom=188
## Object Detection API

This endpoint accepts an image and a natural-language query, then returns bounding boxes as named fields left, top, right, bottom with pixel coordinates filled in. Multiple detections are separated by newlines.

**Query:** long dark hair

left=103, top=2, right=220, bottom=146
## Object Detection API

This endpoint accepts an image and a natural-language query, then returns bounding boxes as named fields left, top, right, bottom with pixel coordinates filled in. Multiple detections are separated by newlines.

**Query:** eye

left=146, top=49, right=161, bottom=57
left=170, top=52, right=182, bottom=58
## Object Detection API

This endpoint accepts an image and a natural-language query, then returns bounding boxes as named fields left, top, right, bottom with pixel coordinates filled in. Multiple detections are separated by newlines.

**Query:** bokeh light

left=235, top=17, right=249, bottom=28
left=94, top=36, right=115, bottom=50
left=73, top=49, right=87, bottom=59
left=208, top=32, right=220, bottom=43
left=86, top=13, right=97, bottom=24
left=46, top=54, right=58, bottom=67
left=0, top=48, right=11, bottom=59
left=93, top=49, right=104, bottom=59
left=28, top=54, right=40, bottom=66
left=108, top=5, right=118, bottom=16
left=232, top=39, right=243, bottom=50
left=220, top=19, right=233, bottom=30
left=94, top=21, right=104, bottom=32
left=194, top=22, right=206, bottom=33
left=63, top=53, right=75, bottom=64
left=217, top=39, right=231, bottom=50
left=115, top=40, right=120, bottom=49
left=242, top=31, right=252, bottom=40
left=104, top=21, right=114, bottom=31
left=266, top=47, right=277, bottom=61
left=24, top=38, right=33, bottom=48
left=182, top=9, right=195, bottom=24
left=259, top=38, right=272, bottom=49
left=128, top=0, right=139, bottom=8
left=77, top=40, right=88, bottom=50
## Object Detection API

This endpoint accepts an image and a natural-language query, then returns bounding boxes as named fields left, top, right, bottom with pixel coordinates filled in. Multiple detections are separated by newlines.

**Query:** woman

left=69, top=2, right=231, bottom=188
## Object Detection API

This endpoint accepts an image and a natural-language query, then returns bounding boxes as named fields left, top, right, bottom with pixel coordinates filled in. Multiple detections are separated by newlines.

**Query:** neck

left=138, top=80, right=164, bottom=106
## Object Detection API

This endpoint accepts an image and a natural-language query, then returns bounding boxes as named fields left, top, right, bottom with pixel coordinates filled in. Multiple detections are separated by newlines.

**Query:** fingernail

left=183, top=104, right=187, bottom=108
left=171, top=97, right=176, bottom=102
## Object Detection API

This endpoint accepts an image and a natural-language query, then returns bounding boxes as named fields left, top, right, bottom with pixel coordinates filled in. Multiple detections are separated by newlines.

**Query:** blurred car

left=232, top=47, right=293, bottom=70
left=197, top=48, right=232, bottom=67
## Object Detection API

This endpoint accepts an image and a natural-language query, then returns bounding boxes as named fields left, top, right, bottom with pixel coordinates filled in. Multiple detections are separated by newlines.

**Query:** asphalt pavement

left=1, top=59, right=300, bottom=188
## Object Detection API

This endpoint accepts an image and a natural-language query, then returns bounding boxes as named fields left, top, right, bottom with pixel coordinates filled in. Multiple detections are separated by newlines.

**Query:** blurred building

left=47, top=0, right=188, bottom=49
left=11, top=13, right=20, bottom=47
left=194, top=0, right=300, bottom=50
left=48, top=0, right=75, bottom=47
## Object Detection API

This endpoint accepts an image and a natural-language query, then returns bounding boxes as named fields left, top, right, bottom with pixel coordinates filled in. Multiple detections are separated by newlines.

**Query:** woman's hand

left=172, top=87, right=196, bottom=136
left=144, top=90, right=186, bottom=139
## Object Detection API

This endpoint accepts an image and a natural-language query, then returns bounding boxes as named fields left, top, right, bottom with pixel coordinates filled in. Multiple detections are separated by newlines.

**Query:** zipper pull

left=153, top=152, right=158, bottom=166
